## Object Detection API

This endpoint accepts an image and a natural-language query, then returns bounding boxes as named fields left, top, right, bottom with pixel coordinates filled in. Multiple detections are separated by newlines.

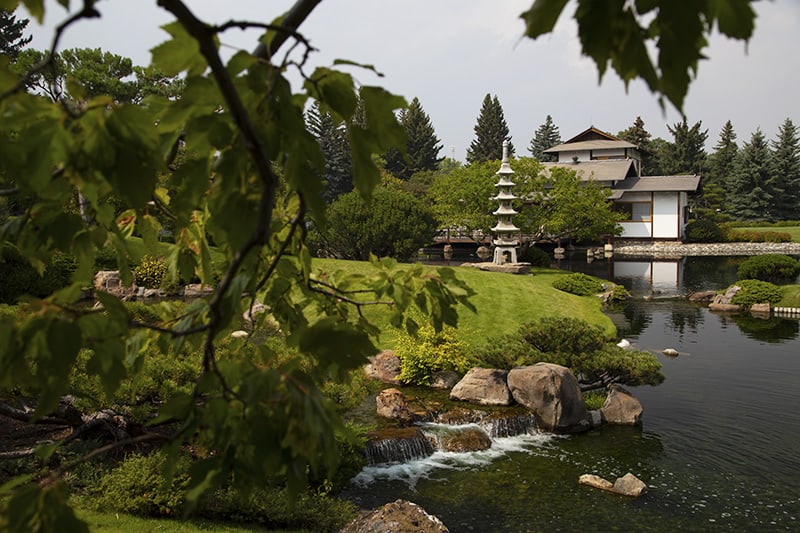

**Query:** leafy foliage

left=466, top=94, right=514, bottom=164
left=519, top=244, right=551, bottom=267
left=684, top=219, right=725, bottom=243
left=737, top=254, right=800, bottom=283
left=474, top=316, right=663, bottom=391
left=394, top=321, right=474, bottom=386
left=730, top=279, right=784, bottom=306
left=312, top=187, right=437, bottom=261
left=133, top=255, right=168, bottom=289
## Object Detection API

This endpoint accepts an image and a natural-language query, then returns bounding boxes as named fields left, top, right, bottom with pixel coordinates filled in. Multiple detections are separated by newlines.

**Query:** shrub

left=730, top=279, right=783, bottom=306
left=0, top=248, right=76, bottom=303
left=583, top=390, right=606, bottom=410
left=608, top=284, right=631, bottom=302
left=133, top=256, right=167, bottom=288
left=92, top=451, right=191, bottom=516
left=737, top=254, right=800, bottom=283
left=519, top=245, right=551, bottom=267
left=685, top=219, right=725, bottom=243
left=552, top=272, right=604, bottom=296
left=395, top=322, right=474, bottom=386
left=311, top=187, right=438, bottom=261
left=725, top=228, right=791, bottom=243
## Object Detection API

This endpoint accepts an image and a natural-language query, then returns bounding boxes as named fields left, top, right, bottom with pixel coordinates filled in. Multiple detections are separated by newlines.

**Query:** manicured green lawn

left=312, top=259, right=616, bottom=349
left=737, top=225, right=800, bottom=242
left=779, top=285, right=800, bottom=307
left=77, top=509, right=268, bottom=532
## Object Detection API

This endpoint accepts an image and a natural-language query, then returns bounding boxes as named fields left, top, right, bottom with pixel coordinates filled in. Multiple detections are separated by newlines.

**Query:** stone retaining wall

left=613, top=242, right=800, bottom=257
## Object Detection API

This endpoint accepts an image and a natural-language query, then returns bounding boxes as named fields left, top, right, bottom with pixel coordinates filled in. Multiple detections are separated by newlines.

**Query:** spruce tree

left=699, top=120, right=738, bottom=220
left=385, top=97, right=443, bottom=180
left=727, top=129, right=774, bottom=221
left=618, top=116, right=655, bottom=174
left=528, top=115, right=561, bottom=161
left=660, top=118, right=708, bottom=175
left=770, top=118, right=800, bottom=220
left=466, top=94, right=514, bottom=164
left=307, top=101, right=352, bottom=203
left=0, top=9, right=31, bottom=59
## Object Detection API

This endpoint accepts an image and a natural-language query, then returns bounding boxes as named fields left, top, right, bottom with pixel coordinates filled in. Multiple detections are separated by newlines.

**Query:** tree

left=519, top=165, right=623, bottom=244
left=528, top=114, right=561, bottom=161
left=660, top=118, right=708, bottom=175
left=617, top=116, right=655, bottom=174
left=466, top=94, right=514, bottom=164
left=312, top=187, right=438, bottom=261
left=0, top=9, right=30, bottom=59
left=727, top=129, right=775, bottom=221
left=770, top=118, right=800, bottom=220
left=0, top=0, right=761, bottom=527
left=384, top=96, right=443, bottom=180
left=698, top=120, right=738, bottom=220
left=307, top=100, right=353, bottom=203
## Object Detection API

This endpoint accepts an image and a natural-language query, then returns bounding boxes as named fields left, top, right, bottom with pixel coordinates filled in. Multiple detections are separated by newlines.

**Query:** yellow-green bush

left=133, top=256, right=167, bottom=288
left=394, top=323, right=474, bottom=386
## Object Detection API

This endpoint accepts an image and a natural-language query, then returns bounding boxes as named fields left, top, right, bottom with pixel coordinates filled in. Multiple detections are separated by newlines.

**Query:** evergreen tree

left=385, top=97, right=443, bottom=180
left=0, top=9, right=31, bottom=59
left=307, top=101, right=353, bottom=203
left=618, top=116, right=655, bottom=174
left=466, top=94, right=514, bottom=164
left=727, top=129, right=774, bottom=221
left=698, top=120, right=738, bottom=220
left=660, top=118, right=708, bottom=175
left=770, top=118, right=800, bottom=220
left=528, top=115, right=561, bottom=161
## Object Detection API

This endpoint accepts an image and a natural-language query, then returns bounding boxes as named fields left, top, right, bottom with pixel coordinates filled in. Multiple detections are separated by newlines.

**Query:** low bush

left=725, top=228, right=792, bottom=243
left=133, top=256, right=167, bottom=288
left=552, top=272, right=604, bottom=296
left=394, top=322, right=474, bottom=386
left=685, top=219, right=725, bottom=243
left=0, top=248, right=76, bottom=303
left=737, top=254, right=800, bottom=283
left=730, top=279, right=783, bottom=306
left=519, top=245, right=551, bottom=267
left=608, top=284, right=631, bottom=302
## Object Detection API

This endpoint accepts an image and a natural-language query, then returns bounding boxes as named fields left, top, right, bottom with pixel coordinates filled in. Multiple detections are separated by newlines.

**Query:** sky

left=19, top=0, right=800, bottom=162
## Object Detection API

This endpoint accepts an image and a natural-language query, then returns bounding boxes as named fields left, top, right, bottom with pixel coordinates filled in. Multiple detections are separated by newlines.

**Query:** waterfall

left=364, top=428, right=435, bottom=465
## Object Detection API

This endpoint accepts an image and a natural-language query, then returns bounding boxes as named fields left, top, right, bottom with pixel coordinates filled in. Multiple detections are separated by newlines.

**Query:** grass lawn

left=779, top=285, right=800, bottom=307
left=76, top=509, right=268, bottom=532
left=736, top=225, right=800, bottom=242
left=312, top=258, right=616, bottom=350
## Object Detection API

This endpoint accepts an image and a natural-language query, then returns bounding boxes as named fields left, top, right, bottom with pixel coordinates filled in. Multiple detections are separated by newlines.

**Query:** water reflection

left=728, top=313, right=800, bottom=342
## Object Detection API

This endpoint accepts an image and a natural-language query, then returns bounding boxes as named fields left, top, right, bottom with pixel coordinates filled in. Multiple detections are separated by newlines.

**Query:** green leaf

left=709, top=0, right=755, bottom=39
left=151, top=22, right=207, bottom=76
left=149, top=392, right=194, bottom=425
left=521, top=0, right=570, bottom=38
left=296, top=318, right=377, bottom=378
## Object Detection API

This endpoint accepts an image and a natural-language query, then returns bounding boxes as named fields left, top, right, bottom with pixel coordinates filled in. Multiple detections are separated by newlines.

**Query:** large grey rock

left=365, top=350, right=402, bottom=384
left=437, top=426, right=492, bottom=453
left=430, top=370, right=461, bottom=390
left=341, top=499, right=449, bottom=533
left=507, top=363, right=590, bottom=434
left=600, top=384, right=643, bottom=426
left=449, top=368, right=513, bottom=406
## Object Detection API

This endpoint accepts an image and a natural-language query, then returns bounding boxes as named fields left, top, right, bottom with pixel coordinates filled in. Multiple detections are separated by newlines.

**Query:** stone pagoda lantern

left=491, top=140, right=520, bottom=264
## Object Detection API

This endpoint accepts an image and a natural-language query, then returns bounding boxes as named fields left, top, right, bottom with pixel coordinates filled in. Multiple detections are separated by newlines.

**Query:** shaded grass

left=778, top=285, right=800, bottom=307
left=312, top=259, right=615, bottom=350
left=76, top=509, right=270, bottom=532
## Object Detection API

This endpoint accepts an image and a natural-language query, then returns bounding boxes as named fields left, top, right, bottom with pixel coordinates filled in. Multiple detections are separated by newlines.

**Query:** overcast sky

left=21, top=0, right=800, bottom=161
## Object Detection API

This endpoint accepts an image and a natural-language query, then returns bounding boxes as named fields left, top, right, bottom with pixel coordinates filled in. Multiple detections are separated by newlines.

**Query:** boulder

left=507, top=363, right=590, bottom=434
left=242, top=302, right=268, bottom=324
left=750, top=302, right=771, bottom=317
left=430, top=370, right=461, bottom=390
left=449, top=368, right=513, bottom=406
left=613, top=472, right=648, bottom=497
left=662, top=348, right=679, bottom=356
left=365, top=350, right=402, bottom=384
left=578, top=474, right=613, bottom=491
left=376, top=388, right=411, bottom=422
left=93, top=270, right=136, bottom=299
left=688, top=290, right=717, bottom=302
left=600, top=384, right=643, bottom=426
left=341, top=499, right=449, bottom=533
left=437, top=426, right=492, bottom=453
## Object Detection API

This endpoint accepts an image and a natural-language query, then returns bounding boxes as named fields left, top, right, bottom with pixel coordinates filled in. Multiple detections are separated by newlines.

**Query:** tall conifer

left=528, top=115, right=561, bottom=161
left=466, top=94, right=514, bottom=164
left=728, top=129, right=774, bottom=221
left=771, top=118, right=800, bottom=220
left=307, top=101, right=352, bottom=203
left=0, top=10, right=31, bottom=59
left=385, top=97, right=443, bottom=180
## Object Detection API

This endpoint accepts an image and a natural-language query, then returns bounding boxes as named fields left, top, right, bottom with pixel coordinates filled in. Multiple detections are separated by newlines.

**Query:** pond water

left=342, top=255, right=800, bottom=532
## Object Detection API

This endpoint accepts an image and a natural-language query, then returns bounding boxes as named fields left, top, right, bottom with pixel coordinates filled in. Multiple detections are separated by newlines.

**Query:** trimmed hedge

left=737, top=254, right=800, bottom=283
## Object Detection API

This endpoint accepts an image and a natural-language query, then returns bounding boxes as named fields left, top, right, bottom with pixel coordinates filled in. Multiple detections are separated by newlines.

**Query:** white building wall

left=619, top=221, right=652, bottom=238
left=557, top=150, right=591, bottom=162
left=652, top=192, right=679, bottom=239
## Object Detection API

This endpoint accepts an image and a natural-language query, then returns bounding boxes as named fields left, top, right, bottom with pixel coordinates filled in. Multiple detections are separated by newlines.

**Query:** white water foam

left=351, top=432, right=558, bottom=490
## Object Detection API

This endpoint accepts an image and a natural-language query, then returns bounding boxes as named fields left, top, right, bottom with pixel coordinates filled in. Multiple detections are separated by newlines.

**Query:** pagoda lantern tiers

left=491, top=140, right=520, bottom=264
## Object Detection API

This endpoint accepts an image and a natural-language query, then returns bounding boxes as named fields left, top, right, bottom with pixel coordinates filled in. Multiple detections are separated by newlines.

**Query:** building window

left=617, top=202, right=651, bottom=222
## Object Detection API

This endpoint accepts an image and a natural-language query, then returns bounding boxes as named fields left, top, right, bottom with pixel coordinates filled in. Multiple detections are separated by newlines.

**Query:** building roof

left=608, top=176, right=701, bottom=199
left=544, top=139, right=637, bottom=153
left=541, top=160, right=636, bottom=182
left=564, top=126, right=620, bottom=144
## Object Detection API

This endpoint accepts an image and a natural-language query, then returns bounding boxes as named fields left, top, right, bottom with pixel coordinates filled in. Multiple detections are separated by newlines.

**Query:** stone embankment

left=614, top=242, right=800, bottom=258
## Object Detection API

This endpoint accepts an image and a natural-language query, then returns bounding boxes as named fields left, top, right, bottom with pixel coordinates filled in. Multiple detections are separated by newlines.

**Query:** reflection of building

left=613, top=259, right=683, bottom=296
left=543, top=127, right=699, bottom=241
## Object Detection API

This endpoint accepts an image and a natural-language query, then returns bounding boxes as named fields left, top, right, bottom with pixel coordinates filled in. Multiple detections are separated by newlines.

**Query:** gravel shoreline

left=613, top=242, right=800, bottom=257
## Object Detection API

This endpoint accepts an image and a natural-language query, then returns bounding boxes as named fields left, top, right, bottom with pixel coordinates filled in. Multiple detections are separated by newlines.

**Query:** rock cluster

left=341, top=499, right=450, bottom=533
left=579, top=472, right=647, bottom=497
left=615, top=242, right=800, bottom=258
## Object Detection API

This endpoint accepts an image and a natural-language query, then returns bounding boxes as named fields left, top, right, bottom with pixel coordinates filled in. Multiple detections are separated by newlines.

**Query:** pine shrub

left=737, top=254, right=800, bottom=283
left=552, top=272, right=604, bottom=296
left=730, top=279, right=784, bottom=306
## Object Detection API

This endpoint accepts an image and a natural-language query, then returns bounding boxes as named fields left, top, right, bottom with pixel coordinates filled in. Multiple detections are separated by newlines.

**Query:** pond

left=342, top=255, right=800, bottom=532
